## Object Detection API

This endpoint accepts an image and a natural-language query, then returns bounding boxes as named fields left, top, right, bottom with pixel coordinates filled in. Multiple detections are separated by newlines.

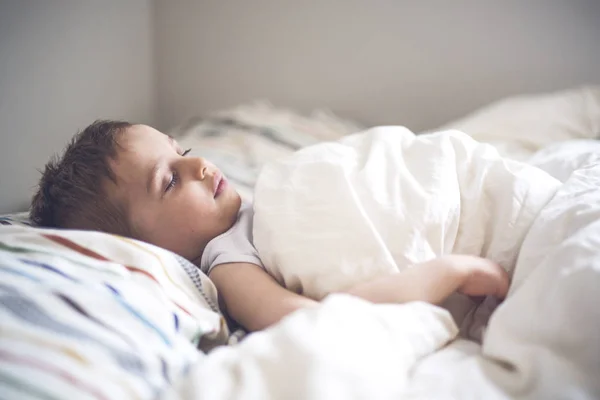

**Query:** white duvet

left=253, top=127, right=559, bottom=299
left=247, top=127, right=600, bottom=398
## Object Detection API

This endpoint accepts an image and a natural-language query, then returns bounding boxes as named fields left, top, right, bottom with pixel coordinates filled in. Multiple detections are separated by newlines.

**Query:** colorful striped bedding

left=0, top=224, right=229, bottom=399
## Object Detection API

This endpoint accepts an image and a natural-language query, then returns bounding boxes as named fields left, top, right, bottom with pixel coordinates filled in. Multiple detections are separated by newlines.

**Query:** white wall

left=1, top=1, right=599, bottom=213
left=155, top=0, right=600, bottom=131
left=0, top=0, right=155, bottom=213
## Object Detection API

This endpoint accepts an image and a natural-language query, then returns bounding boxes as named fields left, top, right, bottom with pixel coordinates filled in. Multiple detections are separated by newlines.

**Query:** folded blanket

left=253, top=127, right=560, bottom=301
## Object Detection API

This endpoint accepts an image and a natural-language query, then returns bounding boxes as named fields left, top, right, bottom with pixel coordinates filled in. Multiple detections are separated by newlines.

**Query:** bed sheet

left=528, top=139, right=600, bottom=182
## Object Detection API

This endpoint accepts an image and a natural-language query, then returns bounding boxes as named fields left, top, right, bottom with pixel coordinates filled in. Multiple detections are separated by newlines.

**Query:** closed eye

left=165, top=173, right=178, bottom=192
left=165, top=149, right=191, bottom=192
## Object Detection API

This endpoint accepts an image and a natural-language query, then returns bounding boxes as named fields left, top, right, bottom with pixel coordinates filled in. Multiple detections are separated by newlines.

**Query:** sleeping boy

left=31, top=120, right=510, bottom=332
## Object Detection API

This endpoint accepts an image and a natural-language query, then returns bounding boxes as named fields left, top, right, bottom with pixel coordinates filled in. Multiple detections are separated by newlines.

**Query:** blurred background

left=1, top=0, right=599, bottom=213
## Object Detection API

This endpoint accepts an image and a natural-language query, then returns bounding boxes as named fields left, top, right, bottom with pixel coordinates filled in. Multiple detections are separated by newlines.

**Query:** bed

left=1, top=86, right=600, bottom=399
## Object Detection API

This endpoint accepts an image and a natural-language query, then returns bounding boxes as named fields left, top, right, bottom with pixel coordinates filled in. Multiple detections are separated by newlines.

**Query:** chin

left=229, top=187, right=242, bottom=206
left=233, top=191, right=242, bottom=212
left=224, top=189, right=242, bottom=220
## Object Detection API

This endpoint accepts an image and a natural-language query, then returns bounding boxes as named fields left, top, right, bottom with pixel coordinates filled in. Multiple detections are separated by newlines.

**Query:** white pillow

left=437, top=86, right=600, bottom=160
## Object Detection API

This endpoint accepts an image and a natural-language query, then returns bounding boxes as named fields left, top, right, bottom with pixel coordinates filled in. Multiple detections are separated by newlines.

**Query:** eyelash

left=165, top=148, right=192, bottom=192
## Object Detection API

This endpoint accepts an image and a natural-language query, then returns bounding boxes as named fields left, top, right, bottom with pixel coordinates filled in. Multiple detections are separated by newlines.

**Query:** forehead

left=110, top=125, right=175, bottom=183
left=120, top=124, right=172, bottom=150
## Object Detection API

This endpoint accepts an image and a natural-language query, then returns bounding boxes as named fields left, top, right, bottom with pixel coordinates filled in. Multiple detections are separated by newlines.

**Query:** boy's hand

left=342, top=254, right=510, bottom=306
left=443, top=255, right=510, bottom=298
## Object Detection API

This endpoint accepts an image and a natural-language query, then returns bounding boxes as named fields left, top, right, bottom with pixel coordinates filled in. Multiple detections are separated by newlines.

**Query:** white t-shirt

left=199, top=202, right=263, bottom=275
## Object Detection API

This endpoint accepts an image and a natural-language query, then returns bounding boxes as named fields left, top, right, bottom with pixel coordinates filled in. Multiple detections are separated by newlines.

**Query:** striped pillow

left=0, top=212, right=32, bottom=227
left=0, top=225, right=228, bottom=399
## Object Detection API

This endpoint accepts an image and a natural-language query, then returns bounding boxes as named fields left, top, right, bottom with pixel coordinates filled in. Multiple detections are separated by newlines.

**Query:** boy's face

left=109, top=125, right=241, bottom=264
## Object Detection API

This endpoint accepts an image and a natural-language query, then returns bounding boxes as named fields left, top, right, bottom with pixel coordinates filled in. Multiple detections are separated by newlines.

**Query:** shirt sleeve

left=199, top=202, right=264, bottom=275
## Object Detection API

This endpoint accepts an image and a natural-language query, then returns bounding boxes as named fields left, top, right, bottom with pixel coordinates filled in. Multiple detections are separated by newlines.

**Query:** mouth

left=213, top=173, right=228, bottom=197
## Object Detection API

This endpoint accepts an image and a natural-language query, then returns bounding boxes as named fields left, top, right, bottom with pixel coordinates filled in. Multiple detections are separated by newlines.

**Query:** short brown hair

left=30, top=120, right=133, bottom=236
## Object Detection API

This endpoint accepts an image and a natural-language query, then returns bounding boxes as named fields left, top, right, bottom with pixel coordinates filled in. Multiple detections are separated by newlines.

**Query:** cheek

left=147, top=216, right=198, bottom=257
left=169, top=198, right=218, bottom=234
left=178, top=188, right=214, bottom=213
left=135, top=204, right=187, bottom=244
left=153, top=189, right=234, bottom=249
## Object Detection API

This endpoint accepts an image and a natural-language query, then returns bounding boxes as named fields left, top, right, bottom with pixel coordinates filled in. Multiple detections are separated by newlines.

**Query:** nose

left=186, top=156, right=210, bottom=180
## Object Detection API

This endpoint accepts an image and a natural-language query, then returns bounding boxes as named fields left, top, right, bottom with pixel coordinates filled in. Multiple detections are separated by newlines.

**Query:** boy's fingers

left=495, top=268, right=510, bottom=298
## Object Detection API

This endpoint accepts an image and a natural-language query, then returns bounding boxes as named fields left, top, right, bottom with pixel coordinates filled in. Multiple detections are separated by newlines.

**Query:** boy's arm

left=343, top=255, right=509, bottom=304
left=209, top=255, right=508, bottom=332
left=209, top=263, right=318, bottom=332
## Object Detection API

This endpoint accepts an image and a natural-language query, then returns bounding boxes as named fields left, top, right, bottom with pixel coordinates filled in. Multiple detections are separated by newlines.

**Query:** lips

left=213, top=172, right=228, bottom=197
